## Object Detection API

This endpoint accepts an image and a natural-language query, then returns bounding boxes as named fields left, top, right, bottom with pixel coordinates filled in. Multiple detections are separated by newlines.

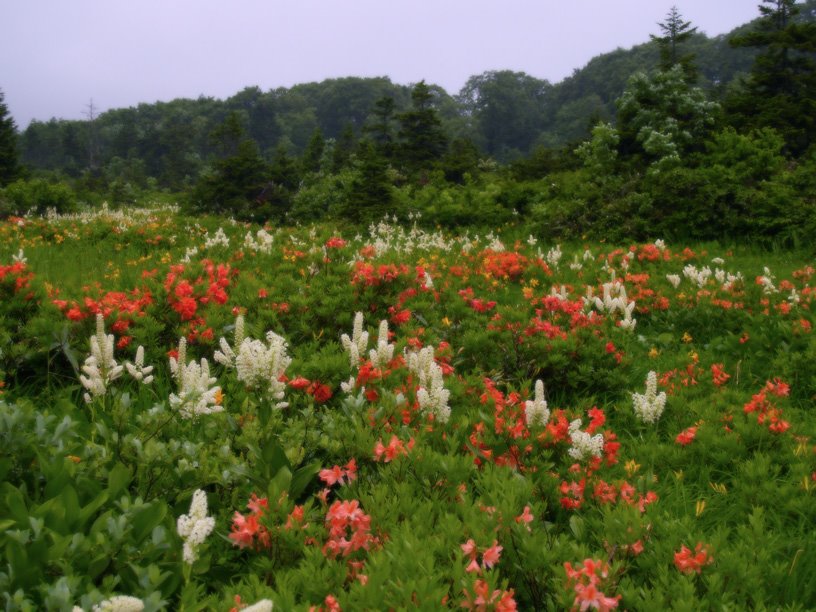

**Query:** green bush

left=0, top=179, right=77, bottom=217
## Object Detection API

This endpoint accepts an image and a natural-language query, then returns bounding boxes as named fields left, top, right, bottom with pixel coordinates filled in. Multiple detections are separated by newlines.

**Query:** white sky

left=0, top=0, right=761, bottom=128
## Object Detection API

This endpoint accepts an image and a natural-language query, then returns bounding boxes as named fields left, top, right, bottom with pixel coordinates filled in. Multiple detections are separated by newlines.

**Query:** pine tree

left=0, top=89, right=21, bottom=186
left=301, top=127, right=325, bottom=174
left=650, top=6, right=699, bottom=81
left=727, top=0, right=816, bottom=155
left=396, top=81, right=448, bottom=176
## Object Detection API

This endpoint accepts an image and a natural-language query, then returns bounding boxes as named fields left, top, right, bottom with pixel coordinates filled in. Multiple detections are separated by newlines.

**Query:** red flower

left=674, top=542, right=713, bottom=574
left=675, top=426, right=698, bottom=446
left=289, top=376, right=311, bottom=390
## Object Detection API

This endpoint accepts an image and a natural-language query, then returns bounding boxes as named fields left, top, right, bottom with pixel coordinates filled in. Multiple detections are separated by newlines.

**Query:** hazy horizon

left=1, top=1, right=761, bottom=129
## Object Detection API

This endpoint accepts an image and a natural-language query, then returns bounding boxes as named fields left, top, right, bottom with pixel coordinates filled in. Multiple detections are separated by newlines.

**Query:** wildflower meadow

left=1, top=205, right=815, bottom=610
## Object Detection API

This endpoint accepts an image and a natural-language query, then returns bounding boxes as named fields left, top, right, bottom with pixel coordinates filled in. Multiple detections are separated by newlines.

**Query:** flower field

left=1, top=206, right=815, bottom=610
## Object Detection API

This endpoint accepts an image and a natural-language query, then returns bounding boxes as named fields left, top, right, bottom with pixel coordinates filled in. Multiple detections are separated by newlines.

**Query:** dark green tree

left=331, top=123, right=357, bottom=173
left=396, top=81, right=448, bottom=175
left=301, top=127, right=325, bottom=174
left=190, top=115, right=270, bottom=220
left=650, top=6, right=699, bottom=80
left=440, top=138, right=481, bottom=184
left=727, top=0, right=816, bottom=155
left=457, top=71, right=550, bottom=158
left=364, top=96, right=397, bottom=158
left=0, top=89, right=22, bottom=186
left=344, top=140, right=395, bottom=223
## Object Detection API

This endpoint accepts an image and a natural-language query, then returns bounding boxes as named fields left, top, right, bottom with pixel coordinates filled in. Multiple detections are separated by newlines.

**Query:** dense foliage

left=1, top=207, right=815, bottom=610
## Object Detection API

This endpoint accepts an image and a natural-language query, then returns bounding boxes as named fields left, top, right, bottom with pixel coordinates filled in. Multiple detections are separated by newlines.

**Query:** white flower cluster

left=125, top=345, right=154, bottom=385
left=714, top=268, right=744, bottom=291
left=180, top=246, right=199, bottom=263
left=585, top=276, right=637, bottom=331
left=204, top=227, right=230, bottom=249
left=550, top=284, right=569, bottom=301
left=654, top=239, right=667, bottom=252
left=177, top=489, right=215, bottom=564
left=524, top=380, right=550, bottom=427
left=757, top=266, right=779, bottom=294
left=369, top=319, right=395, bottom=369
left=170, top=338, right=223, bottom=419
left=341, top=312, right=370, bottom=368
left=80, top=314, right=124, bottom=404
left=244, top=228, right=275, bottom=254
left=242, top=601, right=274, bottom=612
left=214, top=316, right=291, bottom=408
left=72, top=595, right=144, bottom=612
left=567, top=419, right=604, bottom=461
left=682, top=264, right=712, bottom=288
left=12, top=248, right=26, bottom=264
left=666, top=273, right=681, bottom=289
left=545, top=244, right=563, bottom=269
left=632, top=371, right=667, bottom=424
left=406, top=346, right=451, bottom=423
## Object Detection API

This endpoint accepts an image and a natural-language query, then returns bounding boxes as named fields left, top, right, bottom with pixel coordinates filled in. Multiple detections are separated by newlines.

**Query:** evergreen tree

left=331, top=123, right=357, bottom=173
left=0, top=89, right=22, bottom=186
left=727, top=0, right=816, bottom=155
left=301, top=127, right=325, bottom=174
left=190, top=115, right=270, bottom=220
left=396, top=81, right=448, bottom=175
left=364, top=96, right=397, bottom=158
left=650, top=6, right=699, bottom=80
left=344, top=140, right=395, bottom=223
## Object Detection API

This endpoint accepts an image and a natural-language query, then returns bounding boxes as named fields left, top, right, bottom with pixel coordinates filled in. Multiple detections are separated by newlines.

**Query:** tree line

left=1, top=0, right=815, bottom=241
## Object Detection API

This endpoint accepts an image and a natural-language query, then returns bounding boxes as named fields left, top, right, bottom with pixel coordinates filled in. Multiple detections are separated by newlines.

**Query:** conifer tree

left=396, top=81, right=448, bottom=176
left=727, top=0, right=816, bottom=155
left=650, top=6, right=699, bottom=81
left=0, top=89, right=21, bottom=186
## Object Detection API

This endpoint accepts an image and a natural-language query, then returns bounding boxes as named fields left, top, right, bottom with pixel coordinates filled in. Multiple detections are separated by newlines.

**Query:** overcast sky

left=1, top=0, right=760, bottom=129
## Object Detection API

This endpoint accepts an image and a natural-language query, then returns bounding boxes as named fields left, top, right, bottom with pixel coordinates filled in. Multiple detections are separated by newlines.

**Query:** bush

left=0, top=179, right=77, bottom=217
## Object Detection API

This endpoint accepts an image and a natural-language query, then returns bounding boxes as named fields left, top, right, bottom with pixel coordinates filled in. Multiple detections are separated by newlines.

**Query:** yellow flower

left=681, top=332, right=693, bottom=343
left=441, top=317, right=452, bottom=327
left=648, top=347, right=660, bottom=359
left=695, top=499, right=706, bottom=517
left=214, top=389, right=224, bottom=405
left=624, top=459, right=641, bottom=477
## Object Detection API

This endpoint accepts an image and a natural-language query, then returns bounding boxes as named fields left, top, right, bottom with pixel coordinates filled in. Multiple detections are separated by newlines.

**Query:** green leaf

left=290, top=460, right=321, bottom=500
left=131, top=502, right=167, bottom=543
left=107, top=462, right=132, bottom=497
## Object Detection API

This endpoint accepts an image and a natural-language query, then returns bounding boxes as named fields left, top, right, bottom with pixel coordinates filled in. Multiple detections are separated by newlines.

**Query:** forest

left=1, top=1, right=816, bottom=241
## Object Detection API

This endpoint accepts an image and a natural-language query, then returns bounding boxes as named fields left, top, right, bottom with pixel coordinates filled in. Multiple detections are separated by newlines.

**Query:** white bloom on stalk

left=204, top=227, right=230, bottom=249
left=545, top=245, right=562, bottom=269
left=80, top=314, right=124, bottom=403
left=77, top=595, right=144, bottom=612
left=169, top=337, right=223, bottom=419
left=654, top=239, right=667, bottom=251
left=416, top=363, right=451, bottom=424
left=407, top=345, right=451, bottom=423
left=632, top=371, right=667, bottom=424
left=524, top=380, right=550, bottom=427
left=242, top=601, right=274, bottom=612
left=341, top=311, right=369, bottom=368
left=215, top=317, right=290, bottom=407
left=177, top=489, right=215, bottom=565
left=12, top=249, right=26, bottom=264
left=758, top=267, right=779, bottom=294
left=666, top=274, right=681, bottom=289
left=125, top=345, right=154, bottom=385
left=567, top=419, right=604, bottom=461
left=369, top=319, right=395, bottom=369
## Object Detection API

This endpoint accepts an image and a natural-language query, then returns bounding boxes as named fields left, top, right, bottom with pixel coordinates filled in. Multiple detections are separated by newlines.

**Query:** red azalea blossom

left=674, top=542, right=714, bottom=574
left=675, top=426, right=698, bottom=446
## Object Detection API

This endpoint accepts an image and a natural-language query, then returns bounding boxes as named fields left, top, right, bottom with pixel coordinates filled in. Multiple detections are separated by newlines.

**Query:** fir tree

left=396, top=81, right=448, bottom=176
left=650, top=6, right=698, bottom=81
left=728, top=0, right=816, bottom=155
left=0, top=89, right=21, bottom=186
